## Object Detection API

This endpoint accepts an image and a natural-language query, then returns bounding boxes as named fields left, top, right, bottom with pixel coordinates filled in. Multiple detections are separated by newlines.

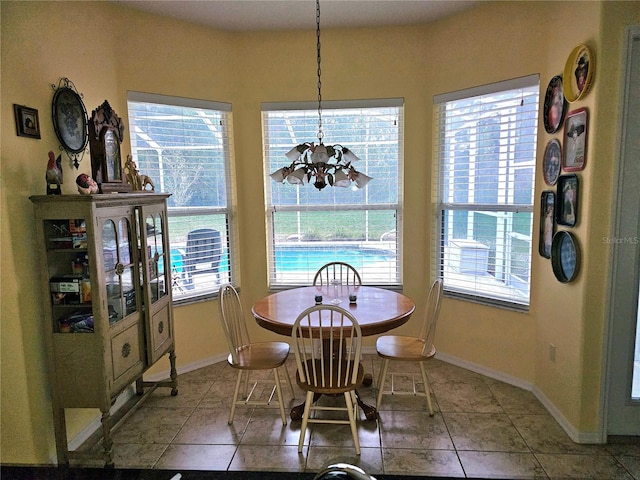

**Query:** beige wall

left=2, top=0, right=638, bottom=465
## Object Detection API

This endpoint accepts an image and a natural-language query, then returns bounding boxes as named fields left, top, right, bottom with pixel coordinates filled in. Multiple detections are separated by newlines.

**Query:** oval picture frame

left=543, top=75, right=567, bottom=134
left=551, top=230, right=580, bottom=283
left=543, top=138, right=562, bottom=186
left=563, top=44, right=595, bottom=102
left=52, top=87, right=89, bottom=154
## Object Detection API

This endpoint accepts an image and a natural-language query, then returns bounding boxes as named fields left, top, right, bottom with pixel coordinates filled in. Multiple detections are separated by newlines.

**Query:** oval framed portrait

left=543, top=75, right=567, bottom=133
left=551, top=230, right=580, bottom=283
left=543, top=138, right=562, bottom=186
left=52, top=87, right=89, bottom=154
left=563, top=44, right=595, bottom=102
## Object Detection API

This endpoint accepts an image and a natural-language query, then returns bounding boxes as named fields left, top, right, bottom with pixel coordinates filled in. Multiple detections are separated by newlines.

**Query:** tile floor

left=91, top=355, right=639, bottom=479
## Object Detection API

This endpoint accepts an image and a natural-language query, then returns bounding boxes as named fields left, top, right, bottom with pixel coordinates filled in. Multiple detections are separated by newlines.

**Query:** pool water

left=166, top=245, right=394, bottom=276
left=274, top=246, right=394, bottom=272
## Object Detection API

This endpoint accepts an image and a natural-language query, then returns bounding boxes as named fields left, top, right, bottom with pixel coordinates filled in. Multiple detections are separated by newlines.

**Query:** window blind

left=127, top=92, right=235, bottom=303
left=432, top=76, right=539, bottom=309
left=263, top=100, right=404, bottom=287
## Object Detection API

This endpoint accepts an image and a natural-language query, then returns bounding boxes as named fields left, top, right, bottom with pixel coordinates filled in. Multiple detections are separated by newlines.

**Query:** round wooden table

left=251, top=285, right=415, bottom=420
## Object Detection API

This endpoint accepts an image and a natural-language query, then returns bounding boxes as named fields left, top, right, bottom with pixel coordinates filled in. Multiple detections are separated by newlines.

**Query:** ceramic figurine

left=46, top=151, right=63, bottom=195
left=76, top=173, right=99, bottom=195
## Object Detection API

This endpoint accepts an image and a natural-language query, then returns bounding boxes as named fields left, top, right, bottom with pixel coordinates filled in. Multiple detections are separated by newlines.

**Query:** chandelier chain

left=316, top=0, right=323, bottom=142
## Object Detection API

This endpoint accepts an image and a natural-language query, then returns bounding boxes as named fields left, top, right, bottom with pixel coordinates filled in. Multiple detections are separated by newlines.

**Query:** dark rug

left=0, top=467, right=487, bottom=480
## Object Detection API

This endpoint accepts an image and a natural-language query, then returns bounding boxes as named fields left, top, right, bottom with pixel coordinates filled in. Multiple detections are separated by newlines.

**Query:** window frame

left=127, top=92, right=236, bottom=305
left=433, top=75, right=540, bottom=310
left=262, top=99, right=404, bottom=289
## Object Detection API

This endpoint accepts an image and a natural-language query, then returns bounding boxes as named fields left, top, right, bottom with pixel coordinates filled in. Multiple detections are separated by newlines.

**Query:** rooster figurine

left=46, top=151, right=63, bottom=195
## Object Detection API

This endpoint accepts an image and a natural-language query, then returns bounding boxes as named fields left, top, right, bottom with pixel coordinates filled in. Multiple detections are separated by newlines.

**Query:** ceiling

left=113, top=0, right=478, bottom=31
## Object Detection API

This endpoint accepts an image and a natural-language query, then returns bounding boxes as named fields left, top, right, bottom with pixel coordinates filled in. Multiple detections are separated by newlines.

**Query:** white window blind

left=433, top=75, right=539, bottom=309
left=263, top=100, right=403, bottom=287
left=127, top=92, right=235, bottom=304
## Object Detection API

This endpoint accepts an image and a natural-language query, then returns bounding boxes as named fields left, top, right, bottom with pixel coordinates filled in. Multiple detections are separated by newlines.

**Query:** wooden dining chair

left=313, top=262, right=362, bottom=286
left=376, top=277, right=443, bottom=416
left=218, top=284, right=294, bottom=425
left=291, top=305, right=365, bottom=455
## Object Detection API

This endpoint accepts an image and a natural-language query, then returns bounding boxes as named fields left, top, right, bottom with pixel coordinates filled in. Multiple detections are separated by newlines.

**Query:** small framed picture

left=543, top=138, right=562, bottom=186
left=563, top=108, right=588, bottom=172
left=13, top=104, right=41, bottom=139
left=556, top=174, right=579, bottom=227
left=539, top=191, right=555, bottom=258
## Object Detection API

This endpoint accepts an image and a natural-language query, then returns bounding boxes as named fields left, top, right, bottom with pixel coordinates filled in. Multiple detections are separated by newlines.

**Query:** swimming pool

left=274, top=244, right=395, bottom=272
left=167, top=243, right=396, bottom=282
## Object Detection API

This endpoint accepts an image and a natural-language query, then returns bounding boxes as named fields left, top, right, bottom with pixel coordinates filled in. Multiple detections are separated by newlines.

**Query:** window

left=433, top=75, right=540, bottom=309
left=127, top=92, right=234, bottom=304
left=263, top=99, right=403, bottom=287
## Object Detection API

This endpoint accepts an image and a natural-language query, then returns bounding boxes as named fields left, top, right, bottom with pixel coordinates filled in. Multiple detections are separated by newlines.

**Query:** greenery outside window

left=263, top=99, right=403, bottom=288
left=127, top=92, right=234, bottom=304
left=433, top=75, right=540, bottom=309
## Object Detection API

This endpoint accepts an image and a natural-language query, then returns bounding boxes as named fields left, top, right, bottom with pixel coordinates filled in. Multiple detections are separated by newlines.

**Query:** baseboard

left=433, top=352, right=603, bottom=444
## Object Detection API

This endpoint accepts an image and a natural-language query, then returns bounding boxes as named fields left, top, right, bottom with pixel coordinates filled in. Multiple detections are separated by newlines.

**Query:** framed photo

left=563, top=43, right=595, bottom=102
left=556, top=174, right=579, bottom=227
left=543, top=138, right=562, bottom=186
left=539, top=191, right=555, bottom=259
left=543, top=75, right=567, bottom=134
left=563, top=108, right=588, bottom=172
left=551, top=231, right=580, bottom=283
left=13, top=104, right=41, bottom=139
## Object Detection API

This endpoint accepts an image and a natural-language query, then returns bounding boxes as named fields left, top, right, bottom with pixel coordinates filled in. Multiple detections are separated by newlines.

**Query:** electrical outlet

left=549, top=344, right=556, bottom=362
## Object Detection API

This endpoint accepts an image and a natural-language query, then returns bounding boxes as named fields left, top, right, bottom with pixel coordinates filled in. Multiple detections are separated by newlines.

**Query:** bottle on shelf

left=81, top=255, right=91, bottom=303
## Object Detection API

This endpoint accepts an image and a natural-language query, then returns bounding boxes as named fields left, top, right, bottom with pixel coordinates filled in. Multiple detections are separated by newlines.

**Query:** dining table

left=251, top=284, right=416, bottom=420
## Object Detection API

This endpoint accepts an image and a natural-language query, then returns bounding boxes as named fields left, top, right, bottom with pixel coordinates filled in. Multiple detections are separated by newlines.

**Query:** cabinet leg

left=53, top=406, right=70, bottom=466
left=169, top=349, right=178, bottom=396
left=135, top=377, right=144, bottom=396
left=100, top=410, right=114, bottom=468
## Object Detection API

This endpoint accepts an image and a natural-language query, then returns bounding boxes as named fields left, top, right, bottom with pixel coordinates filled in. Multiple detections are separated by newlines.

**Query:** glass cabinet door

left=103, top=217, right=137, bottom=324
left=146, top=213, right=169, bottom=304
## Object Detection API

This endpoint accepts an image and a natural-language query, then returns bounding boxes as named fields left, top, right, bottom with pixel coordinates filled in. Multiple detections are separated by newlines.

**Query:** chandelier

left=269, top=0, right=372, bottom=191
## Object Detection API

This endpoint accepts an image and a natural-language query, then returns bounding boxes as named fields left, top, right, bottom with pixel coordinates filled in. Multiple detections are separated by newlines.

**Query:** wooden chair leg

left=273, top=368, right=287, bottom=426
left=298, top=391, right=314, bottom=453
left=344, top=391, right=361, bottom=455
left=419, top=362, right=434, bottom=416
left=282, top=363, right=295, bottom=399
left=376, top=358, right=390, bottom=408
left=229, top=369, right=242, bottom=424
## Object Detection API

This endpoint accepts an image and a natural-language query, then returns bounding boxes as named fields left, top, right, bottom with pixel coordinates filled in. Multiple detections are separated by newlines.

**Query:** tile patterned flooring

left=94, top=355, right=640, bottom=479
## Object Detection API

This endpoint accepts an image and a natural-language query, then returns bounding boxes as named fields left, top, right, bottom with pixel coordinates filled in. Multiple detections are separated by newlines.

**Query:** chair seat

left=228, top=341, right=290, bottom=370
left=376, top=335, right=436, bottom=361
left=296, top=360, right=365, bottom=394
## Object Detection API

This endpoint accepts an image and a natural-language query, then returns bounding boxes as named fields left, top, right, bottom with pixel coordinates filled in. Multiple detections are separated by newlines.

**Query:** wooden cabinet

left=30, top=193, right=178, bottom=467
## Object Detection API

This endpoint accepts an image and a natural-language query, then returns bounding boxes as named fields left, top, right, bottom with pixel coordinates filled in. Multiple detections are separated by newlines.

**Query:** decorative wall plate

left=563, top=44, right=595, bottom=102
left=551, top=230, right=580, bottom=282
left=543, top=75, right=567, bottom=133
left=543, top=138, right=561, bottom=186
left=51, top=78, right=89, bottom=168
